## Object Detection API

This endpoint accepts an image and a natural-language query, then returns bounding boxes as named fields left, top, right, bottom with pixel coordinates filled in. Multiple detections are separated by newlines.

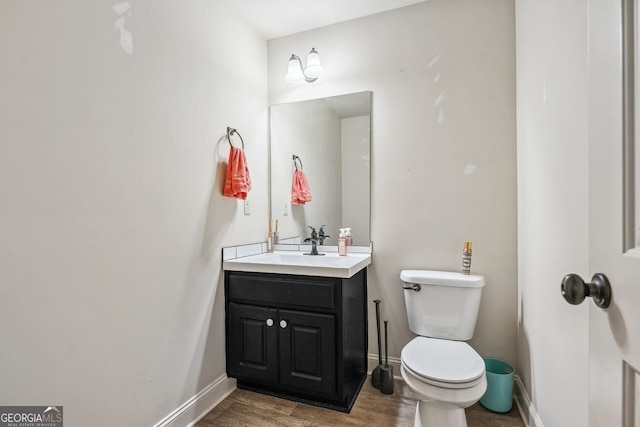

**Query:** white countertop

left=223, top=251, right=372, bottom=278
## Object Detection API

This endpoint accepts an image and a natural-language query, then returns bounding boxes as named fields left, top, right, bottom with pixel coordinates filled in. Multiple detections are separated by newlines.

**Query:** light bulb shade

left=304, top=48, right=324, bottom=79
left=285, top=55, right=305, bottom=84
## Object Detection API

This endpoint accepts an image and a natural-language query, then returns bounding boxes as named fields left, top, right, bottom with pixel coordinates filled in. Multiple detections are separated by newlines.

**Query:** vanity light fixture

left=285, top=48, right=325, bottom=84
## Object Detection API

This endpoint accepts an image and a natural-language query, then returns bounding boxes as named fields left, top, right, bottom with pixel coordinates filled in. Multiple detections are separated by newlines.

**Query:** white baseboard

left=153, top=375, right=237, bottom=427
left=368, top=353, right=402, bottom=379
left=513, top=375, right=544, bottom=427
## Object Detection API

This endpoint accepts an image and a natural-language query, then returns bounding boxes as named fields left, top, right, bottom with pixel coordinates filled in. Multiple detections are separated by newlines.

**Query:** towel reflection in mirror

left=291, top=155, right=312, bottom=204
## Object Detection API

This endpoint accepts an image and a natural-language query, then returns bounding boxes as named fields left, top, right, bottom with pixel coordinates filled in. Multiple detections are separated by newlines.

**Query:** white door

left=586, top=0, right=640, bottom=425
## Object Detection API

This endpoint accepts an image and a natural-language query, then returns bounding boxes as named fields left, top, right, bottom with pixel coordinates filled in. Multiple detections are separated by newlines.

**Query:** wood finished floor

left=195, top=378, right=525, bottom=427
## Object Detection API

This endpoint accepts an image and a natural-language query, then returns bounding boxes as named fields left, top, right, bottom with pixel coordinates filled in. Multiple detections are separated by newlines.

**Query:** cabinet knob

left=280, top=320, right=288, bottom=329
left=266, top=319, right=274, bottom=327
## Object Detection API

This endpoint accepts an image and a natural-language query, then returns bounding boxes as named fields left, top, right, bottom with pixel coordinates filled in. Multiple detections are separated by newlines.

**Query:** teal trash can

left=480, top=358, right=514, bottom=413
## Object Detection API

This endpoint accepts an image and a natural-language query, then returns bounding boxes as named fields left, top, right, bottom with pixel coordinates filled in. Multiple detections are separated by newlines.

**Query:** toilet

left=400, top=270, right=487, bottom=427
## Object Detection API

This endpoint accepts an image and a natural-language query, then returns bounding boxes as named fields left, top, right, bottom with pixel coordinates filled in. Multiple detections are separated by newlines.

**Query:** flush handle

left=561, top=273, right=612, bottom=309
left=403, top=284, right=421, bottom=292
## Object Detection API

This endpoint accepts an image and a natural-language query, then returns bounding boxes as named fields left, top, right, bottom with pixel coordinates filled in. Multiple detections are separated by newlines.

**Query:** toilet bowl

left=401, top=337, right=487, bottom=427
left=399, top=270, right=486, bottom=427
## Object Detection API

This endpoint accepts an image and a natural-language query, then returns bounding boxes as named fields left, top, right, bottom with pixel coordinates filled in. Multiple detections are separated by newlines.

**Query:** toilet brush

left=380, top=320, right=394, bottom=395
left=371, top=299, right=383, bottom=389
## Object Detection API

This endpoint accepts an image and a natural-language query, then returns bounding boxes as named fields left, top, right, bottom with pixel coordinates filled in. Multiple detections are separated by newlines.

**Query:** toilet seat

left=401, top=337, right=485, bottom=389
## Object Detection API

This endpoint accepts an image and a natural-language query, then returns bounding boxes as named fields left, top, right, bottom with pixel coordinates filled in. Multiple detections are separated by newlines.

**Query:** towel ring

left=227, top=127, right=244, bottom=149
left=293, top=155, right=303, bottom=170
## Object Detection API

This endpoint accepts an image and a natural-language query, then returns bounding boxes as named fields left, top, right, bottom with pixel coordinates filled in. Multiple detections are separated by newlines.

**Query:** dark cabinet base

left=225, top=269, right=368, bottom=413
left=236, top=373, right=367, bottom=413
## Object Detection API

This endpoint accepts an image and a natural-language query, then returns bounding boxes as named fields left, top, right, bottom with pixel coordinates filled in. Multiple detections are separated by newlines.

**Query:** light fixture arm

left=289, top=54, right=319, bottom=83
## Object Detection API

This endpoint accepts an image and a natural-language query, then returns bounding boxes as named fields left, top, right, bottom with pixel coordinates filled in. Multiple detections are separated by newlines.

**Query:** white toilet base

left=413, top=400, right=467, bottom=427
left=401, top=363, right=485, bottom=427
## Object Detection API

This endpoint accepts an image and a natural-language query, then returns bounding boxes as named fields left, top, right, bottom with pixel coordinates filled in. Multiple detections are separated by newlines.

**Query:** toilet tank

left=400, top=270, right=485, bottom=341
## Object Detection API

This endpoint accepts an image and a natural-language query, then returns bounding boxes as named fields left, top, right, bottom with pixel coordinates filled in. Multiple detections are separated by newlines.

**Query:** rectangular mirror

left=270, top=91, right=371, bottom=246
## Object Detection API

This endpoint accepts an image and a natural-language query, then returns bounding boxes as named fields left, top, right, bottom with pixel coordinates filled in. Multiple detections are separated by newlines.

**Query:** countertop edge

left=222, top=256, right=371, bottom=279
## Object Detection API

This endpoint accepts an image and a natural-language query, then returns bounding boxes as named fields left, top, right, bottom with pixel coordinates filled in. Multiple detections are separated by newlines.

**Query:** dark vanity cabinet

left=225, top=269, right=367, bottom=412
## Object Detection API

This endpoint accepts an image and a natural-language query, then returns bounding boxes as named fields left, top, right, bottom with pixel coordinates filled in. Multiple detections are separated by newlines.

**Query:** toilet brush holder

left=380, top=365, right=394, bottom=395
left=380, top=320, right=394, bottom=395
left=372, top=299, right=383, bottom=389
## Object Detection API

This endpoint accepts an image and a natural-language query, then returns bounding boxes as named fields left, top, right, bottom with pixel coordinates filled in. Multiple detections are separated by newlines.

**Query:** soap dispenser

left=338, top=228, right=347, bottom=256
left=345, top=227, right=353, bottom=246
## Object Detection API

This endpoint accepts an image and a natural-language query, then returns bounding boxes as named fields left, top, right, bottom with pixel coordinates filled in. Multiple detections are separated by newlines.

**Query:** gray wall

left=0, top=1, right=268, bottom=425
left=268, top=0, right=518, bottom=367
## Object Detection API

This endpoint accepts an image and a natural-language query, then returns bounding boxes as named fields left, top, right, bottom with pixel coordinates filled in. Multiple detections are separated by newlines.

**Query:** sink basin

left=223, top=251, right=372, bottom=278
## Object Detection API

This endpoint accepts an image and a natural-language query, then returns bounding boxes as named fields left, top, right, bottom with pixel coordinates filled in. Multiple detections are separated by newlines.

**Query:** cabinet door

left=228, top=303, right=278, bottom=385
left=278, top=309, right=336, bottom=397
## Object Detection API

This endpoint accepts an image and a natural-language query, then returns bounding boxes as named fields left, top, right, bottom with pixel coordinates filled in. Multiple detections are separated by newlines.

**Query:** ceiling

left=229, top=0, right=429, bottom=40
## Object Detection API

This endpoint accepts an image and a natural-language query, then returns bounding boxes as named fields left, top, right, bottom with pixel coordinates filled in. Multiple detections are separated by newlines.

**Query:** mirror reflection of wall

left=270, top=91, right=371, bottom=246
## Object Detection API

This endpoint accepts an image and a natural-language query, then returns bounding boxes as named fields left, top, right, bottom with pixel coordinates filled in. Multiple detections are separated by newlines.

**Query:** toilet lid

left=401, top=337, right=485, bottom=384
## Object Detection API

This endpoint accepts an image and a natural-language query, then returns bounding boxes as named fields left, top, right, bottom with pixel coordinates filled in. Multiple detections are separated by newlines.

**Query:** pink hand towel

left=223, top=146, right=252, bottom=200
left=291, top=169, right=312, bottom=205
